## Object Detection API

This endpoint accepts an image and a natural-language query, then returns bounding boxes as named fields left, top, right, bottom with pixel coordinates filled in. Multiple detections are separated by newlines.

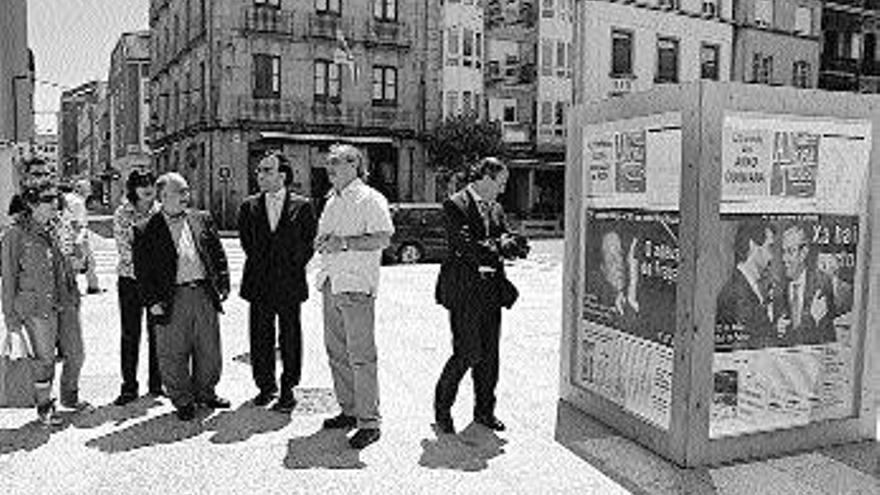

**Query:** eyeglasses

left=37, top=195, right=58, bottom=204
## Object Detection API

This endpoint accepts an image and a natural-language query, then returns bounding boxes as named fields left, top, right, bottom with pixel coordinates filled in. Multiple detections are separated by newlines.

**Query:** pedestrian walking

left=433, top=157, right=524, bottom=435
left=63, top=179, right=103, bottom=294
left=315, top=144, right=393, bottom=450
left=1, top=184, right=81, bottom=425
left=238, top=152, right=316, bottom=413
left=133, top=172, right=231, bottom=421
left=112, top=170, right=163, bottom=405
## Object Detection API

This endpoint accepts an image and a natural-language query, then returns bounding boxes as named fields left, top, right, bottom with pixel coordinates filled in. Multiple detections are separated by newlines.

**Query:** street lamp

left=11, top=74, right=29, bottom=142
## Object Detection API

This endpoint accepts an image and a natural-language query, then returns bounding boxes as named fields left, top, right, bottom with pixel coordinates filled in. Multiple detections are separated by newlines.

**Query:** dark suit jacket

left=715, top=268, right=777, bottom=350
left=435, top=188, right=511, bottom=310
left=133, top=210, right=230, bottom=322
left=774, top=269, right=837, bottom=346
left=238, top=190, right=316, bottom=304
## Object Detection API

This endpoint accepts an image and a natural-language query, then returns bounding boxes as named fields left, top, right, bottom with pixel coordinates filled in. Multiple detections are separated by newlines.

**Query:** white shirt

left=64, top=192, right=89, bottom=243
left=789, top=269, right=807, bottom=323
left=315, top=178, right=394, bottom=295
left=265, top=187, right=286, bottom=232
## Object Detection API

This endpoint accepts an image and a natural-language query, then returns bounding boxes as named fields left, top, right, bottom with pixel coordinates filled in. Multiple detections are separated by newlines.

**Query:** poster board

left=560, top=81, right=880, bottom=467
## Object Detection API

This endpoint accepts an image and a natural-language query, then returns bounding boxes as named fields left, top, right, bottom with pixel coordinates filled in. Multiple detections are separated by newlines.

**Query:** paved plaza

left=0, top=237, right=877, bottom=494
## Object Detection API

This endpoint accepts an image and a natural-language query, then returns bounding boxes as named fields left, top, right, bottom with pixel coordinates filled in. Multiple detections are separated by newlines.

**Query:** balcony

left=861, top=59, right=880, bottom=77
left=608, top=75, right=634, bottom=97
left=242, top=7, right=296, bottom=36
left=236, top=97, right=305, bottom=123
left=362, top=105, right=415, bottom=129
left=308, top=13, right=349, bottom=40
left=502, top=123, right=532, bottom=144
left=821, top=57, right=859, bottom=75
left=363, top=19, right=411, bottom=48
left=234, top=96, right=416, bottom=131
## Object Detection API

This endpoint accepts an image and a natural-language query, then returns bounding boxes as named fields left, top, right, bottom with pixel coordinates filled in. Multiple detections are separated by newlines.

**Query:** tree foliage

left=426, top=114, right=506, bottom=178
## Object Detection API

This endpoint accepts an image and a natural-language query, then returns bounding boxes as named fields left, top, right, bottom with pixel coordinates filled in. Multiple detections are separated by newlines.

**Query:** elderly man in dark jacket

left=134, top=172, right=230, bottom=421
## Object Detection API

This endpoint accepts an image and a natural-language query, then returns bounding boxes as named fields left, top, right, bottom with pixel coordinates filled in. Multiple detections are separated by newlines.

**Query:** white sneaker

left=36, top=399, right=63, bottom=427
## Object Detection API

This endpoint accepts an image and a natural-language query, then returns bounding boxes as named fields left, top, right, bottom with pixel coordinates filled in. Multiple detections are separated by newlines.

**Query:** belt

left=175, top=279, right=206, bottom=289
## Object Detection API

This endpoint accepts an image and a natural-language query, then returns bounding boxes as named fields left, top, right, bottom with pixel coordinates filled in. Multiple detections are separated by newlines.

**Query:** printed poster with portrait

left=711, top=112, right=870, bottom=438
left=575, top=113, right=682, bottom=429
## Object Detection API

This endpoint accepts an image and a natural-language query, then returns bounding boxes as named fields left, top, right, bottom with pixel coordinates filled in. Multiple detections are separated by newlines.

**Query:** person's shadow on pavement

left=0, top=420, right=70, bottom=456
left=85, top=410, right=208, bottom=454
left=418, top=422, right=508, bottom=472
left=72, top=396, right=163, bottom=430
left=202, top=403, right=291, bottom=444
left=283, top=428, right=366, bottom=470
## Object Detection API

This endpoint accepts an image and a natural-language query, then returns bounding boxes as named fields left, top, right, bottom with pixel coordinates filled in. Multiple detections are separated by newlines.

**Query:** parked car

left=383, top=203, right=447, bottom=264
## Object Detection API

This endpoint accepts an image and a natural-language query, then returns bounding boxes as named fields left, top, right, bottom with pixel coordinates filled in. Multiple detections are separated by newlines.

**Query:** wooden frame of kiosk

left=559, top=81, right=880, bottom=467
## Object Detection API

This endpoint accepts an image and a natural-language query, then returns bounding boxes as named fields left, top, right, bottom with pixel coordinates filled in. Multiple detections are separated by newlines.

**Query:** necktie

left=477, top=200, right=491, bottom=235
left=268, top=195, right=282, bottom=232
left=791, top=282, right=802, bottom=327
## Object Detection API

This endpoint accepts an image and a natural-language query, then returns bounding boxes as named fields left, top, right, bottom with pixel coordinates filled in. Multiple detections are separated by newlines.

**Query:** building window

left=792, top=60, right=811, bottom=88
left=541, top=40, right=553, bottom=76
left=541, top=101, right=552, bottom=125
left=463, top=28, right=474, bottom=67
left=794, top=7, right=812, bottom=36
left=503, top=104, right=516, bottom=123
left=659, top=0, right=680, bottom=10
left=199, top=62, right=207, bottom=111
left=315, top=0, right=341, bottom=15
left=754, top=0, right=773, bottom=28
left=555, top=101, right=565, bottom=126
left=255, top=0, right=281, bottom=7
left=372, top=66, right=397, bottom=106
left=373, top=0, right=397, bottom=21
left=314, top=60, right=341, bottom=102
left=655, top=37, right=679, bottom=83
left=752, top=53, right=773, bottom=84
left=475, top=32, right=482, bottom=68
left=446, top=91, right=458, bottom=116
left=542, top=0, right=554, bottom=18
left=556, top=41, right=566, bottom=68
left=462, top=91, right=472, bottom=114
left=253, top=54, right=281, bottom=99
left=700, top=43, right=720, bottom=80
left=611, top=30, right=633, bottom=76
left=702, top=0, right=719, bottom=17
left=448, top=27, right=459, bottom=56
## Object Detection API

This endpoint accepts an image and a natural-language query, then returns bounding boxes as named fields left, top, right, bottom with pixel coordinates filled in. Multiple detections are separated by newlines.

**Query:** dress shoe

left=435, top=414, right=455, bottom=434
left=199, top=397, right=231, bottom=409
left=270, top=394, right=297, bottom=413
left=113, top=392, right=138, bottom=406
left=148, top=389, right=165, bottom=398
left=36, top=400, right=63, bottom=427
left=322, top=413, right=357, bottom=430
left=348, top=428, right=381, bottom=449
left=176, top=404, right=196, bottom=421
left=61, top=400, right=95, bottom=413
left=252, top=391, right=276, bottom=407
left=475, top=415, right=506, bottom=431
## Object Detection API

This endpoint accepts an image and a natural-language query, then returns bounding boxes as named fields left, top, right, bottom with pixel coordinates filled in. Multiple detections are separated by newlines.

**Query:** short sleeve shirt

left=315, top=178, right=394, bottom=295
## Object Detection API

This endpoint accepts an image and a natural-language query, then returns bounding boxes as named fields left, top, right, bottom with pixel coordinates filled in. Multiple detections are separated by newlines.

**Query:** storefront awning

left=259, top=132, right=395, bottom=145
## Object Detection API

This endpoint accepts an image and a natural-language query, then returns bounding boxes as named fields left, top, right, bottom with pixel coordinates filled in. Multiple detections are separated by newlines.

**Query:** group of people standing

left=2, top=146, right=524, bottom=451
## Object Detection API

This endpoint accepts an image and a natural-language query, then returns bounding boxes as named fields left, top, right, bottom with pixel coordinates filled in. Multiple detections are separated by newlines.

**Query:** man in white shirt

left=64, top=179, right=102, bottom=293
left=315, top=144, right=393, bottom=450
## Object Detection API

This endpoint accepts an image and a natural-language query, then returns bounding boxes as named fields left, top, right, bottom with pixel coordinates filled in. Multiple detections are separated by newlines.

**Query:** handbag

left=497, top=276, right=519, bottom=309
left=0, top=331, right=36, bottom=408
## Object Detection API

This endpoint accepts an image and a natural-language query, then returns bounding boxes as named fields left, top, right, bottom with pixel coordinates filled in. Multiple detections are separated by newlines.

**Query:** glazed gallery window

left=373, top=0, right=397, bottom=21
left=315, top=0, right=340, bottom=14
left=611, top=29, right=633, bottom=76
left=655, top=37, right=679, bottom=83
left=314, top=60, right=341, bottom=102
left=253, top=54, right=280, bottom=99
left=700, top=43, right=720, bottom=80
left=372, top=66, right=397, bottom=106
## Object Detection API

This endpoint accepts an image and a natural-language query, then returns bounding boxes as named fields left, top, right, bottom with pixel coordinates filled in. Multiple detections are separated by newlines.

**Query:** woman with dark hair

left=112, top=170, right=162, bottom=405
left=1, top=184, right=78, bottom=425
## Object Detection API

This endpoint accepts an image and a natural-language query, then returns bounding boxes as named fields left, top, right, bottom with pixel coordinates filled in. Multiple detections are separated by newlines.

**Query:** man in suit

left=715, top=220, right=779, bottom=351
left=238, top=152, right=316, bottom=413
left=776, top=223, right=837, bottom=346
left=134, top=172, right=231, bottom=421
left=433, top=157, right=519, bottom=435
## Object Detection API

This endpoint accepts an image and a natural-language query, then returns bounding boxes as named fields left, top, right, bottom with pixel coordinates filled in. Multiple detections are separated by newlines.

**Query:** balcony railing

left=821, top=56, right=859, bottom=75
left=862, top=59, right=880, bottom=77
left=501, top=123, right=532, bottom=144
left=363, top=19, right=411, bottom=48
left=234, top=96, right=416, bottom=130
left=308, top=13, right=349, bottom=39
left=242, top=7, right=296, bottom=36
left=608, top=75, right=635, bottom=97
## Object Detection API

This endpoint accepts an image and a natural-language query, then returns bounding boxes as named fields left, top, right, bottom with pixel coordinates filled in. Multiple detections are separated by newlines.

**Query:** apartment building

left=819, top=1, right=880, bottom=93
left=149, top=0, right=430, bottom=228
left=441, top=0, right=486, bottom=118
left=732, top=0, right=821, bottom=88
left=577, top=0, right=733, bottom=102
left=59, top=81, right=108, bottom=178
left=107, top=31, right=152, bottom=206
left=0, top=0, right=34, bottom=144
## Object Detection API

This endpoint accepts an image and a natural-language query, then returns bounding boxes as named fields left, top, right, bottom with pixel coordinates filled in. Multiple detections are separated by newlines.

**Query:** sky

left=28, top=0, right=149, bottom=134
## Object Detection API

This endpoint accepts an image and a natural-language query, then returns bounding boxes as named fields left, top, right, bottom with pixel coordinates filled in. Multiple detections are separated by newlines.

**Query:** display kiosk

left=559, top=82, right=880, bottom=467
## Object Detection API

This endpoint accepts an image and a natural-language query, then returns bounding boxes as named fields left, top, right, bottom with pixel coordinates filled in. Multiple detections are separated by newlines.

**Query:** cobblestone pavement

left=0, top=237, right=877, bottom=494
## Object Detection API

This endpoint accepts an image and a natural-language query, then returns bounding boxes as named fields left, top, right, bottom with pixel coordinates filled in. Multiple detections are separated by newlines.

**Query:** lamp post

left=11, top=74, right=29, bottom=142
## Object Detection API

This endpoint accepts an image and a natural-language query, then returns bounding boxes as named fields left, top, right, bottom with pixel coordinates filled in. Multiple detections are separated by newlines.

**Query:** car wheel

left=398, top=243, right=423, bottom=264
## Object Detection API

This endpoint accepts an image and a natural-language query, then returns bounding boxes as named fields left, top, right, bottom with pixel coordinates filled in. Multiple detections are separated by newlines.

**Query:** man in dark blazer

left=715, top=220, right=778, bottom=351
left=433, top=157, right=519, bottom=435
left=238, top=152, right=316, bottom=413
left=134, top=172, right=230, bottom=421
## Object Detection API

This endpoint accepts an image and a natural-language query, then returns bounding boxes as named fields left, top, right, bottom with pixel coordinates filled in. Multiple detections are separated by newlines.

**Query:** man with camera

left=433, top=157, right=529, bottom=435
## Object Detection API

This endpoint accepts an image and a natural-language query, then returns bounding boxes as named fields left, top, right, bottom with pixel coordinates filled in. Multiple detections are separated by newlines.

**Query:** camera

left=499, top=232, right=530, bottom=260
